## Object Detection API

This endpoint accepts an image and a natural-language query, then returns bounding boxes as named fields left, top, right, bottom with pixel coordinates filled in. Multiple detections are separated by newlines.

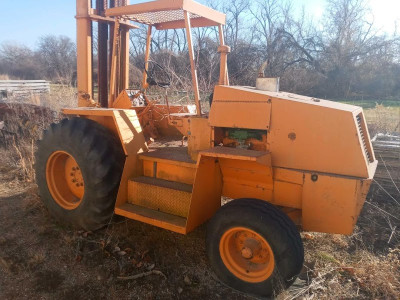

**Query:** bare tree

left=1, top=0, right=399, bottom=100
left=319, top=0, right=389, bottom=97
left=36, top=35, right=76, bottom=84
left=0, top=43, right=41, bottom=79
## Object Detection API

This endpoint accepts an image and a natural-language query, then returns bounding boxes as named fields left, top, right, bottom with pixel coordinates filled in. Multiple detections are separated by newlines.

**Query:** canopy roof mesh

left=123, top=10, right=201, bottom=25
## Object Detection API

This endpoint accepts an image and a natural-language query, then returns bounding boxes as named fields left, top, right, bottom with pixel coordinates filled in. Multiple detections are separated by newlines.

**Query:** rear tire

left=35, top=117, right=125, bottom=231
left=206, top=198, right=304, bottom=297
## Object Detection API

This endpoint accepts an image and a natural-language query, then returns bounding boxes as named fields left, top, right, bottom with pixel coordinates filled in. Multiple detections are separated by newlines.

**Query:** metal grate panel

left=128, top=177, right=192, bottom=217
left=124, top=10, right=200, bottom=25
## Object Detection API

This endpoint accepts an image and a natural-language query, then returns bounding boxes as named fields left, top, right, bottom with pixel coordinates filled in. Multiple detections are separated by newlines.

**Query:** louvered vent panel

left=356, top=114, right=374, bottom=163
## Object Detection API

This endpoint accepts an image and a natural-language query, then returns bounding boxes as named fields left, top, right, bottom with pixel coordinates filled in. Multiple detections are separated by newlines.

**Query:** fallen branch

left=117, top=270, right=166, bottom=281
left=379, top=154, right=400, bottom=196
left=372, top=179, right=400, bottom=206
left=365, top=200, right=400, bottom=221
left=388, top=226, right=397, bottom=244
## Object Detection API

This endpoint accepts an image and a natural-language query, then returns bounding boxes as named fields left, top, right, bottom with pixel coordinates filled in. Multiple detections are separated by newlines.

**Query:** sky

left=0, top=0, right=399, bottom=48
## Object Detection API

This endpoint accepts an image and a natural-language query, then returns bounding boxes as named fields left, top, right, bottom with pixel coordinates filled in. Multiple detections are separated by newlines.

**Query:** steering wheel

left=144, top=60, right=171, bottom=88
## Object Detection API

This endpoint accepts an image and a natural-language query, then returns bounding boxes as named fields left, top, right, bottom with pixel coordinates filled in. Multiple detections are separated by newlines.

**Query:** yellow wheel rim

left=46, top=151, right=84, bottom=210
left=219, top=227, right=275, bottom=283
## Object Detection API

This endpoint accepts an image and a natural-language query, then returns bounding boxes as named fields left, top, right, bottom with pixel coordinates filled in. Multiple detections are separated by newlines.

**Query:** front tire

left=35, top=117, right=125, bottom=230
left=206, top=198, right=304, bottom=297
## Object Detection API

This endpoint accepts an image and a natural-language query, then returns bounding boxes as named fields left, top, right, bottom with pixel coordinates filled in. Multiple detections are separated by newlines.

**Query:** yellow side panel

left=156, top=162, right=196, bottom=185
left=267, top=99, right=370, bottom=178
left=112, top=110, right=148, bottom=207
left=143, top=160, right=154, bottom=177
left=112, top=109, right=147, bottom=155
left=219, top=158, right=273, bottom=201
left=302, top=174, right=360, bottom=235
left=168, top=115, right=191, bottom=136
left=355, top=178, right=372, bottom=219
left=186, top=156, right=223, bottom=232
left=210, top=85, right=272, bottom=130
left=273, top=181, right=302, bottom=209
left=273, top=167, right=304, bottom=185
left=128, top=181, right=191, bottom=218
left=223, top=183, right=273, bottom=202
left=188, top=116, right=212, bottom=161
left=141, top=159, right=196, bottom=185
left=62, top=108, right=148, bottom=155
left=151, top=105, right=190, bottom=136
left=210, top=102, right=271, bottom=130
left=113, top=90, right=132, bottom=109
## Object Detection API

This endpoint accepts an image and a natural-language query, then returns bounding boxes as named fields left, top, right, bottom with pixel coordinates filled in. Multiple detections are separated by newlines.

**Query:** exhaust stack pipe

left=256, top=60, right=280, bottom=92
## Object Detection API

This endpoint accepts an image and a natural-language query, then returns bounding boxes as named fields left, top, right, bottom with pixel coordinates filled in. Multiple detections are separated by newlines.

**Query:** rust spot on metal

left=288, top=132, right=296, bottom=141
left=79, top=92, right=91, bottom=100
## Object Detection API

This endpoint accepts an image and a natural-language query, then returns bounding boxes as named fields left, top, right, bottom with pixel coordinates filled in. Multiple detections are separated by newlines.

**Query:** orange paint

left=219, top=227, right=275, bottom=283
left=46, top=151, right=84, bottom=210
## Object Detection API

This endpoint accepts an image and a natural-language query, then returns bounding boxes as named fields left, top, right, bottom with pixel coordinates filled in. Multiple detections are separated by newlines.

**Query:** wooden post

left=184, top=10, right=202, bottom=116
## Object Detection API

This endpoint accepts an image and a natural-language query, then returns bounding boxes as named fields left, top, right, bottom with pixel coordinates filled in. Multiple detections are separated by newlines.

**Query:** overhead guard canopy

left=105, top=0, right=226, bottom=30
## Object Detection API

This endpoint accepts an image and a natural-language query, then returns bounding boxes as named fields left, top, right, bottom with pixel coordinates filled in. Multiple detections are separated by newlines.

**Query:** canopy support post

left=184, top=10, right=202, bottom=116
left=218, top=24, right=230, bottom=86
left=142, top=25, right=153, bottom=90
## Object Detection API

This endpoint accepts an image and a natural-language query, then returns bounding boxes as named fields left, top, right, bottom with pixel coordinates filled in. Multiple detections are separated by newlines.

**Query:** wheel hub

left=241, top=247, right=253, bottom=259
left=46, top=151, right=85, bottom=210
left=219, top=227, right=275, bottom=283
left=65, top=157, right=84, bottom=198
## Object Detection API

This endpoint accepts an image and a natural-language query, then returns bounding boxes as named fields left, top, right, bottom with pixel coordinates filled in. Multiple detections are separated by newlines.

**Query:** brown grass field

left=0, top=90, right=399, bottom=299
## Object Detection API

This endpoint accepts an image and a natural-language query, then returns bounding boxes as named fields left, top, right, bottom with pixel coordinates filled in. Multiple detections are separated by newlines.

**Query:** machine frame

left=36, top=0, right=378, bottom=296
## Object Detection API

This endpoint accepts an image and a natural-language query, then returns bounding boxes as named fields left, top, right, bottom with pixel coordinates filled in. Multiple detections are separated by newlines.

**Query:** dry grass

left=0, top=85, right=76, bottom=182
left=282, top=230, right=400, bottom=299
left=364, top=104, right=400, bottom=136
left=1, top=103, right=58, bottom=182
left=42, top=84, right=77, bottom=111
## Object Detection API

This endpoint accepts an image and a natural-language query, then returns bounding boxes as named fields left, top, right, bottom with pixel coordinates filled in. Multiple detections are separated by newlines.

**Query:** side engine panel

left=210, top=85, right=376, bottom=178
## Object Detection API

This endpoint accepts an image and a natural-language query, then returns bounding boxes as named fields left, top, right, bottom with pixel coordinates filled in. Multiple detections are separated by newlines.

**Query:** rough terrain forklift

left=35, top=0, right=377, bottom=296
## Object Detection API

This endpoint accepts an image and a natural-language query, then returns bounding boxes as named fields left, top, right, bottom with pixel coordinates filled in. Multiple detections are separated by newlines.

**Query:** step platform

left=138, top=147, right=197, bottom=185
left=127, top=176, right=192, bottom=218
left=115, top=203, right=187, bottom=234
left=114, top=176, right=193, bottom=234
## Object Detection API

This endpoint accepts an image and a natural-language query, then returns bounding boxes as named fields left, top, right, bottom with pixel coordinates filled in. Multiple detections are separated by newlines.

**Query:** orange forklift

left=35, top=0, right=377, bottom=296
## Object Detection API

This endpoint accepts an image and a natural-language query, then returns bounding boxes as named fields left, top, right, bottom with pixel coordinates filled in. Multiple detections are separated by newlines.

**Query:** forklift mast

left=76, top=0, right=133, bottom=108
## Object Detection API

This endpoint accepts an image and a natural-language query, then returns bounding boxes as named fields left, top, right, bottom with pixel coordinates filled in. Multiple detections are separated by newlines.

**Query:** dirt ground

left=0, top=100, right=399, bottom=299
left=0, top=148, right=399, bottom=300
left=0, top=149, right=252, bottom=299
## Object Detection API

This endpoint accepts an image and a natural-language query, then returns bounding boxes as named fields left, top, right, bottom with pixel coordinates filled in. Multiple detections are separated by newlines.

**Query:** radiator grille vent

left=356, top=114, right=374, bottom=163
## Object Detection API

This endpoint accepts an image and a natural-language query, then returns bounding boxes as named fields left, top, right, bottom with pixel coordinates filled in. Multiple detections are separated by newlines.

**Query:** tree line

left=1, top=0, right=399, bottom=100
